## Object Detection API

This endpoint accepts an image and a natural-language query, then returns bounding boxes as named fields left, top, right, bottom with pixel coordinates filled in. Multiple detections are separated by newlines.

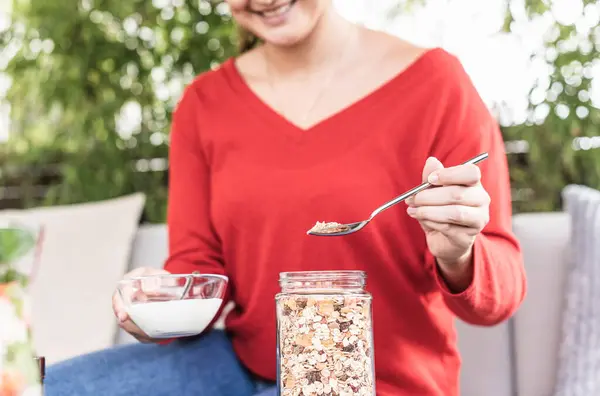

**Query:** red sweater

left=164, top=48, right=526, bottom=396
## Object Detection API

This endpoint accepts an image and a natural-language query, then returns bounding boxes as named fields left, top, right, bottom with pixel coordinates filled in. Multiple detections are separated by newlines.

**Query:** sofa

left=0, top=194, right=575, bottom=395
left=122, top=212, right=571, bottom=396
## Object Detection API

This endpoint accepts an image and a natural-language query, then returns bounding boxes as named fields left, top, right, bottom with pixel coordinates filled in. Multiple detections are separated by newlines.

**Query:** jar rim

left=279, top=270, right=366, bottom=282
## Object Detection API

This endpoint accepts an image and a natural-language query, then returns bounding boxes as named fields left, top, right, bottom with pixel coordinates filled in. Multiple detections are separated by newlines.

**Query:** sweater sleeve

left=426, top=53, right=527, bottom=326
left=163, top=82, right=230, bottom=322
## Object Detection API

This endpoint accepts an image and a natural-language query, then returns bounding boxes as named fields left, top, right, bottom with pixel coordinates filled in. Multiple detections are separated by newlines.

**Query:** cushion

left=511, top=211, right=571, bottom=396
left=455, top=319, right=514, bottom=396
left=129, top=224, right=169, bottom=272
left=553, top=185, right=600, bottom=396
left=116, top=224, right=170, bottom=345
left=0, top=193, right=145, bottom=364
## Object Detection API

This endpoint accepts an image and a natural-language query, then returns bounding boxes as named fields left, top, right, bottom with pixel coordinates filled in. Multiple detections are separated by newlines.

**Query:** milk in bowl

left=117, top=273, right=228, bottom=338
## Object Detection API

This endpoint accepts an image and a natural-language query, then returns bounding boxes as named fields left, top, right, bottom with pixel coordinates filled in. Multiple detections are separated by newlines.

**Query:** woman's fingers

left=113, top=267, right=171, bottom=342
left=407, top=185, right=490, bottom=207
left=119, top=319, right=151, bottom=342
left=407, top=204, right=488, bottom=231
left=112, top=290, right=129, bottom=323
left=428, top=164, right=481, bottom=186
left=419, top=220, right=475, bottom=237
left=113, top=290, right=152, bottom=341
left=421, top=157, right=444, bottom=183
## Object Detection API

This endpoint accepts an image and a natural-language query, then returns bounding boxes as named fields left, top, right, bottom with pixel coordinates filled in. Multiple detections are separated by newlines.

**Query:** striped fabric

left=554, top=185, right=600, bottom=396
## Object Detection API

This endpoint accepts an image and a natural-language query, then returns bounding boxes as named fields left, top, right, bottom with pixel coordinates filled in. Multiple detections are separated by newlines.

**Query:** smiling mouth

left=250, top=0, right=297, bottom=18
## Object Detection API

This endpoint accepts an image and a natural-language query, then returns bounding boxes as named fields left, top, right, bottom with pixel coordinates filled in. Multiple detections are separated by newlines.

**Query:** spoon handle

left=180, top=275, right=193, bottom=300
left=369, top=152, right=489, bottom=219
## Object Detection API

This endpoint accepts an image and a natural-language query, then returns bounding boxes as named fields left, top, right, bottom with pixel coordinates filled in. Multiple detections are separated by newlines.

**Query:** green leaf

left=0, top=227, right=35, bottom=264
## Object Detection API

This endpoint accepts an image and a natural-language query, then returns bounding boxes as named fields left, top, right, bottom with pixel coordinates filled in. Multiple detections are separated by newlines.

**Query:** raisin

left=282, top=305, right=292, bottom=316
left=306, top=370, right=320, bottom=384
left=292, top=345, right=304, bottom=354
left=339, top=321, right=351, bottom=332
left=296, top=298, right=307, bottom=309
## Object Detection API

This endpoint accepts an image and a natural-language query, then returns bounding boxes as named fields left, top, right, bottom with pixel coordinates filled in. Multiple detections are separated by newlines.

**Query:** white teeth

left=261, top=3, right=292, bottom=18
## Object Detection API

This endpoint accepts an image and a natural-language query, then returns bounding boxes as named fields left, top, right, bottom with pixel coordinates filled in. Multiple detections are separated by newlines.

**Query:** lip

left=249, top=0, right=296, bottom=22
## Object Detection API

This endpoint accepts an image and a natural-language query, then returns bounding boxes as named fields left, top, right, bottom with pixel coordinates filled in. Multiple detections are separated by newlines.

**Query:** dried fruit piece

left=282, top=305, right=292, bottom=316
left=317, top=301, right=335, bottom=315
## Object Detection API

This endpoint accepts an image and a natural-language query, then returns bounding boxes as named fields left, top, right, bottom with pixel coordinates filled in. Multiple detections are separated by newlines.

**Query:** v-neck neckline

left=223, top=47, right=443, bottom=137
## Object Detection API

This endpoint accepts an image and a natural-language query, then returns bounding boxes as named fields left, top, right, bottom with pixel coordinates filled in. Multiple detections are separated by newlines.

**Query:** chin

left=260, top=28, right=312, bottom=48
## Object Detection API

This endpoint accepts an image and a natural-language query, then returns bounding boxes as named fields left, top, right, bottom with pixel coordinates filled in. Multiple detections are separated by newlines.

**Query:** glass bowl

left=117, top=273, right=228, bottom=339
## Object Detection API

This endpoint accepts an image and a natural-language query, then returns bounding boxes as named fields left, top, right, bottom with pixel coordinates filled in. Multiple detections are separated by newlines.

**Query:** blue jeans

left=45, top=330, right=277, bottom=396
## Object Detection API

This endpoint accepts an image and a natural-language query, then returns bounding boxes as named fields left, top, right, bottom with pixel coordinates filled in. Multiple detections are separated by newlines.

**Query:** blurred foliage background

left=0, top=0, right=599, bottom=222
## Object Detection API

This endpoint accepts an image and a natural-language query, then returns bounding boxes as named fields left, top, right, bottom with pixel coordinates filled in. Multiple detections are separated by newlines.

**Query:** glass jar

left=276, top=271, right=375, bottom=396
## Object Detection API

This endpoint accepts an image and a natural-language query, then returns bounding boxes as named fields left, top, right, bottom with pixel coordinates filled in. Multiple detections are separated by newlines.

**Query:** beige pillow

left=0, top=193, right=145, bottom=364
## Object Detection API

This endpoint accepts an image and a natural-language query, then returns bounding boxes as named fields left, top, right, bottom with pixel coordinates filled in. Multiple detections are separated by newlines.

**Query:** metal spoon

left=307, top=152, right=489, bottom=237
left=180, top=274, right=194, bottom=300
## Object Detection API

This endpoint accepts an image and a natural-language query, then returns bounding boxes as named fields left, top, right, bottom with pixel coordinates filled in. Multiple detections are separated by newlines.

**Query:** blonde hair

left=237, top=26, right=259, bottom=54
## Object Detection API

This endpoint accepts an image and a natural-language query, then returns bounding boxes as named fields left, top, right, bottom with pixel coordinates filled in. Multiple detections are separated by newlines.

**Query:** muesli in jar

left=278, top=294, right=374, bottom=396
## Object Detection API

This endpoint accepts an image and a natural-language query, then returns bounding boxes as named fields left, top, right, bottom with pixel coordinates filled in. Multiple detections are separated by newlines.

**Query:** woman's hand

left=406, top=157, right=490, bottom=290
left=112, top=267, right=170, bottom=343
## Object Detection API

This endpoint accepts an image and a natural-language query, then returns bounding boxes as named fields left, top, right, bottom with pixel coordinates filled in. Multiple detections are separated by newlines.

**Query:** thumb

left=112, top=291, right=129, bottom=323
left=422, top=157, right=444, bottom=183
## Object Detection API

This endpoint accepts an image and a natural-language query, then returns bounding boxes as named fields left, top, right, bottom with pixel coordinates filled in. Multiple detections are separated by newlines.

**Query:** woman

left=46, top=0, right=526, bottom=395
